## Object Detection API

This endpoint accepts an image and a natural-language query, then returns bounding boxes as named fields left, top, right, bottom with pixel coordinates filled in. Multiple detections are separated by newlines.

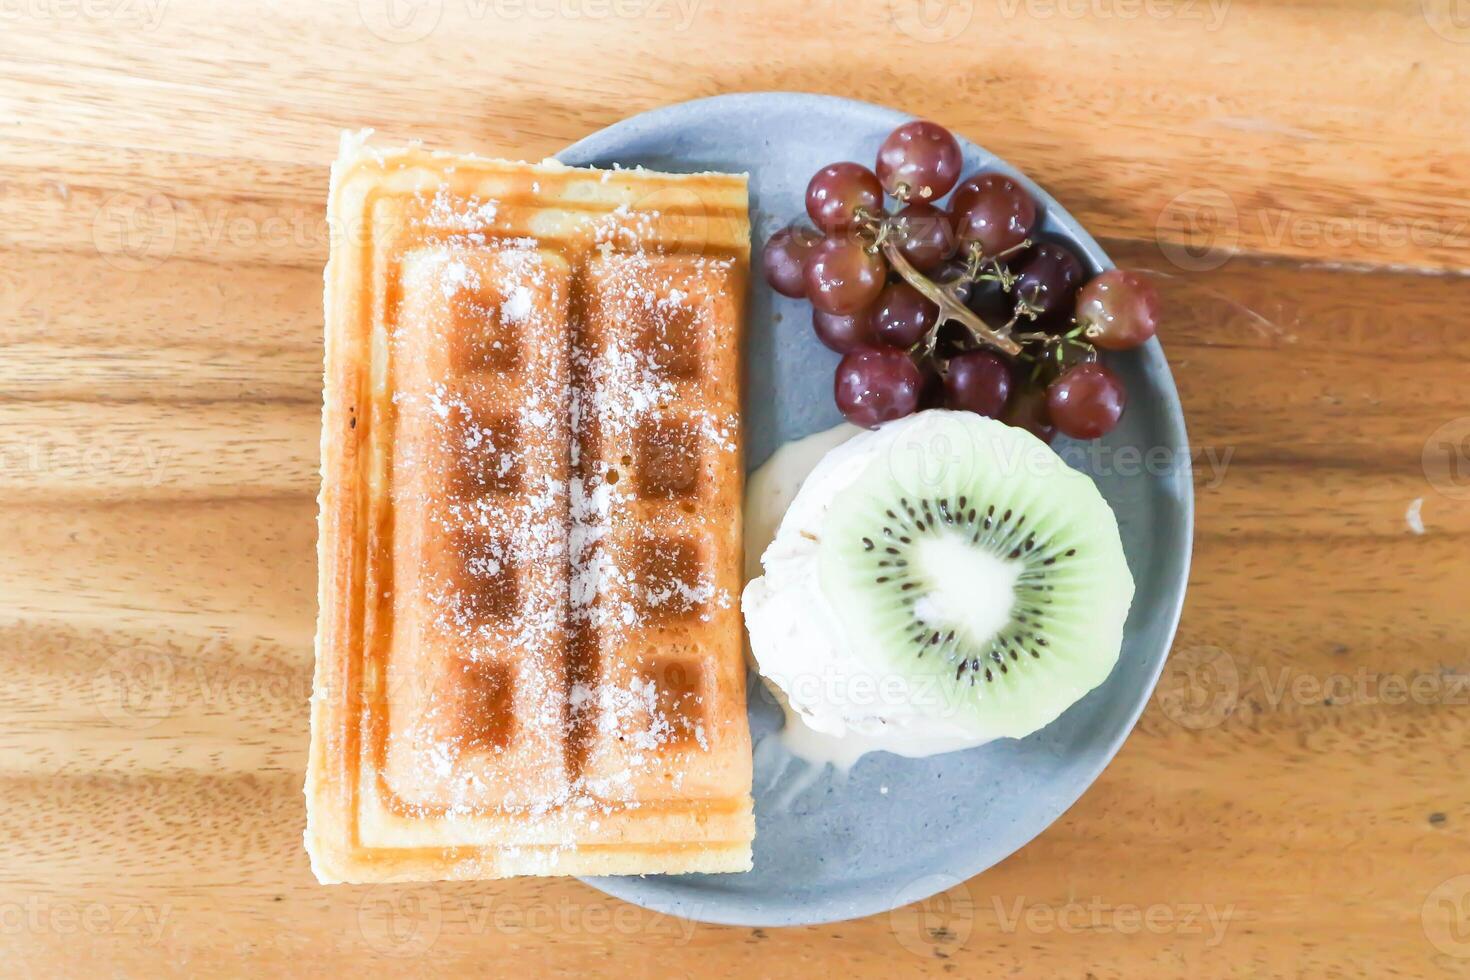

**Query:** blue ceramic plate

left=559, top=93, right=1193, bottom=927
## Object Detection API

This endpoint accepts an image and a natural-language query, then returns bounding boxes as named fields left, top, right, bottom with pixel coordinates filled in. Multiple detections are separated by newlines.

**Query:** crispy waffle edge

left=304, top=132, right=755, bottom=882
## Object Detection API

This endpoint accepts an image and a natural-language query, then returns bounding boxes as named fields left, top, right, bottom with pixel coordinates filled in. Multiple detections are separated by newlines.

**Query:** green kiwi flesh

left=817, top=411, right=1135, bottom=741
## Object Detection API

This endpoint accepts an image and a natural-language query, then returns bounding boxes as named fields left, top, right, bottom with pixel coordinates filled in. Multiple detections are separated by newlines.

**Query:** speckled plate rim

left=557, top=91, right=1194, bottom=927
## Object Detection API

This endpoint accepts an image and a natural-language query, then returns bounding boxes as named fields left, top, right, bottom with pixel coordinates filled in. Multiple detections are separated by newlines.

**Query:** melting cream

left=741, top=417, right=994, bottom=770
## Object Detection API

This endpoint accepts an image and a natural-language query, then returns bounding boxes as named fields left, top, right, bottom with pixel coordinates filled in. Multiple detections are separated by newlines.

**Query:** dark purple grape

left=806, top=162, right=884, bottom=233
left=891, top=202, right=956, bottom=273
left=1047, top=362, right=1126, bottom=439
left=1001, top=384, right=1057, bottom=444
left=1075, top=269, right=1160, bottom=350
left=1013, top=243, right=1085, bottom=323
left=804, top=236, right=888, bottom=315
left=943, top=351, right=1013, bottom=418
left=762, top=224, right=821, bottom=298
left=919, top=363, right=945, bottom=410
left=950, top=173, right=1037, bottom=257
left=930, top=258, right=973, bottom=305
left=869, top=282, right=937, bottom=350
left=966, top=276, right=1011, bottom=325
left=813, top=308, right=876, bottom=354
left=834, top=347, right=922, bottom=428
left=931, top=323, right=972, bottom=360
left=875, top=121, right=963, bottom=202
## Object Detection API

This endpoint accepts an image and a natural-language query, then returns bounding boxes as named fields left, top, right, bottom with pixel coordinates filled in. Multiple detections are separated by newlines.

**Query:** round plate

left=558, top=92, right=1193, bottom=927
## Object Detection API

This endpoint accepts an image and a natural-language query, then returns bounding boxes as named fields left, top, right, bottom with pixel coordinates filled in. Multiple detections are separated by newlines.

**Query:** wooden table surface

left=2, top=1, right=1468, bottom=976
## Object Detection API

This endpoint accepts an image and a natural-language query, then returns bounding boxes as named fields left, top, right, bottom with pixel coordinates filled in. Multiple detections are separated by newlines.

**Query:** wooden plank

left=3, top=2, right=1469, bottom=270
left=0, top=2, right=1466, bottom=975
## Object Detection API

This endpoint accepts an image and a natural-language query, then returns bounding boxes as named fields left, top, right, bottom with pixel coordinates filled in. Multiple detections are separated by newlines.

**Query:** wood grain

left=1, top=2, right=1467, bottom=976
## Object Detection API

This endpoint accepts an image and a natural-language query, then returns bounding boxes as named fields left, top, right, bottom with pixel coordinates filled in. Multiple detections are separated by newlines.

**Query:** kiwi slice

left=817, top=411, right=1134, bottom=741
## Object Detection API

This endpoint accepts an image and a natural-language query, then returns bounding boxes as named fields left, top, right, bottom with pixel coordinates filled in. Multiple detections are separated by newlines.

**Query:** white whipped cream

left=742, top=412, right=1005, bottom=765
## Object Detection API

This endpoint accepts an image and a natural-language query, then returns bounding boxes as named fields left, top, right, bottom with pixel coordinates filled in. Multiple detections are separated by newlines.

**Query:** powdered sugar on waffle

left=424, top=184, right=498, bottom=232
left=388, top=190, right=736, bottom=831
left=566, top=249, right=736, bottom=639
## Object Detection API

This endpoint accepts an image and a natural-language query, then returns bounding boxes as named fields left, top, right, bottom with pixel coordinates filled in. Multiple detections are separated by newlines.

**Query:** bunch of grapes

left=762, top=120, right=1160, bottom=442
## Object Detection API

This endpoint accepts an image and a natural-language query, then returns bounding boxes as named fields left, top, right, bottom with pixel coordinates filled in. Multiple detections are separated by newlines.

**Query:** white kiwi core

left=909, top=531, right=1023, bottom=648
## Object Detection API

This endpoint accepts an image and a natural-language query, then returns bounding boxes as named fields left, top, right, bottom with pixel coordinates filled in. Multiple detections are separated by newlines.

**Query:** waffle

left=305, top=132, right=753, bottom=882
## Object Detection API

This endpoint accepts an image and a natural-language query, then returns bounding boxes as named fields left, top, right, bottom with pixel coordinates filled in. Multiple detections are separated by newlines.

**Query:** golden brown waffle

left=306, top=133, right=753, bottom=882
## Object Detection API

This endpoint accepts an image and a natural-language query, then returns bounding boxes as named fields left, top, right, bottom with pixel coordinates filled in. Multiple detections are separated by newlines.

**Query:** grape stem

left=963, top=239, right=1030, bottom=290
left=1014, top=322, right=1096, bottom=373
left=881, top=240, right=1022, bottom=357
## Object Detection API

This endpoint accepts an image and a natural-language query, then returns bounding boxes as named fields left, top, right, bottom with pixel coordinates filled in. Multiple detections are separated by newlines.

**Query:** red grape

left=804, top=236, right=888, bottom=315
left=891, top=202, right=956, bottom=272
left=950, top=174, right=1037, bottom=257
left=1047, top=362, right=1126, bottom=439
left=1013, top=243, right=1085, bottom=323
left=1075, top=269, right=1160, bottom=350
left=869, top=282, right=937, bottom=350
left=806, top=162, right=884, bottom=233
left=943, top=351, right=1013, bottom=418
left=834, top=347, right=922, bottom=428
left=813, top=308, right=876, bottom=354
left=875, top=121, right=963, bottom=202
left=1001, top=384, right=1057, bottom=444
left=763, top=224, right=821, bottom=298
